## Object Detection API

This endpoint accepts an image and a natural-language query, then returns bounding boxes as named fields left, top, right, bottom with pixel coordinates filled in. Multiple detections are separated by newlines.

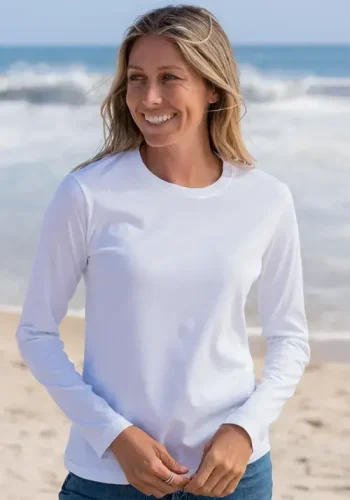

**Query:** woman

left=16, top=5, right=310, bottom=500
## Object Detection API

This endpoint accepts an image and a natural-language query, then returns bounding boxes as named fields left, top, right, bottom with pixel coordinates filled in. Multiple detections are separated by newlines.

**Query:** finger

left=153, top=463, right=191, bottom=491
left=184, top=455, right=215, bottom=493
left=143, top=476, right=176, bottom=495
left=144, top=474, right=190, bottom=496
left=198, top=469, right=228, bottom=496
left=210, top=473, right=233, bottom=497
left=157, top=448, right=189, bottom=475
left=221, top=476, right=241, bottom=496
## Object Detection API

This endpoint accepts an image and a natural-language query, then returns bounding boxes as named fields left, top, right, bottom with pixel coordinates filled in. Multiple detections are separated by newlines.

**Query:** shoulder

left=48, top=152, right=130, bottom=209
left=59, top=150, right=137, bottom=205
left=43, top=151, right=138, bottom=226
left=71, top=150, right=136, bottom=189
left=232, top=163, right=293, bottom=207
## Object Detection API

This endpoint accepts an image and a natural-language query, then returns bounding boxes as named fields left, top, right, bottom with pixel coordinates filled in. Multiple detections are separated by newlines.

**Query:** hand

left=183, top=424, right=253, bottom=497
left=110, top=425, right=191, bottom=498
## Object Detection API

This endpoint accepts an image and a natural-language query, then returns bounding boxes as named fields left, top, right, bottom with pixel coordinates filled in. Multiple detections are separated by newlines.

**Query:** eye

left=127, top=74, right=144, bottom=81
left=127, top=73, right=179, bottom=83
left=163, top=73, right=178, bottom=81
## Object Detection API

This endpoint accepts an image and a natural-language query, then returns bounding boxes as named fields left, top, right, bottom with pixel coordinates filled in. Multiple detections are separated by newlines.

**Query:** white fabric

left=16, top=148, right=310, bottom=484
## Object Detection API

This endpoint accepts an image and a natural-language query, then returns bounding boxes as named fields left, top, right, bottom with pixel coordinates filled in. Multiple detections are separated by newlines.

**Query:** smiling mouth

left=142, top=113, right=177, bottom=125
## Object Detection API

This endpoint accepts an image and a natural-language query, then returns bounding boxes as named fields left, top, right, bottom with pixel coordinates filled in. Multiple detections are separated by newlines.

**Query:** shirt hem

left=64, top=438, right=271, bottom=485
left=247, top=437, right=271, bottom=465
left=64, top=456, right=129, bottom=485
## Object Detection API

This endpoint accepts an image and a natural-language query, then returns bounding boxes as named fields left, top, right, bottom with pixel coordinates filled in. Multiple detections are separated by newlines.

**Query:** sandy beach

left=1, top=310, right=349, bottom=500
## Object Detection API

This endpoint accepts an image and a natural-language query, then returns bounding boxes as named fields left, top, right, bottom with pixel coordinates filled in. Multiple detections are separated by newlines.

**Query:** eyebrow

left=127, top=65, right=185, bottom=72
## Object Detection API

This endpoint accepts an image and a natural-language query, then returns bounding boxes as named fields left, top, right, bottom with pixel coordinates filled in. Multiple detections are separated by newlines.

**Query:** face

left=125, top=35, right=217, bottom=148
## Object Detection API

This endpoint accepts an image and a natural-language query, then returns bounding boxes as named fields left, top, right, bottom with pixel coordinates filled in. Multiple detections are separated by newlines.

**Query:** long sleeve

left=224, top=186, right=310, bottom=452
left=15, top=174, right=133, bottom=459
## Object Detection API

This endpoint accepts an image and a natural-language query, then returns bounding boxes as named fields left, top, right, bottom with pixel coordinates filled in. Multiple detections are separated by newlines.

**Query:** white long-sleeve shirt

left=16, top=148, right=310, bottom=484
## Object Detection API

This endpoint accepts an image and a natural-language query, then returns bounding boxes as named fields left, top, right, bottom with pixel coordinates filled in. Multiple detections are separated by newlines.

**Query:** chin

left=142, top=134, right=177, bottom=148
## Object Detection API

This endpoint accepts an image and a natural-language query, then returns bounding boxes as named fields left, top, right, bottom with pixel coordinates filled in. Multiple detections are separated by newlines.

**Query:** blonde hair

left=71, top=4, right=255, bottom=172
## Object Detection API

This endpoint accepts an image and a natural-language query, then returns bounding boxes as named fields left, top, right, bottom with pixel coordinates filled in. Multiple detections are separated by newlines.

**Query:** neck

left=140, top=139, right=223, bottom=189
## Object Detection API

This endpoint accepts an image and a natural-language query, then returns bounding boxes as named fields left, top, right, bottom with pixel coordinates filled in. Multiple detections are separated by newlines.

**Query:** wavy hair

left=71, top=4, right=255, bottom=172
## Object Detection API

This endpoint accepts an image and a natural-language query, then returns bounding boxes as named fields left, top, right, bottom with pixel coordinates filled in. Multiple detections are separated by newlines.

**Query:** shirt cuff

left=83, top=413, right=134, bottom=459
left=223, top=412, right=260, bottom=454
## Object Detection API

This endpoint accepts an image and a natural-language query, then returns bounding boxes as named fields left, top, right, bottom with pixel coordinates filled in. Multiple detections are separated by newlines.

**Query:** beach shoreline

left=2, top=308, right=349, bottom=363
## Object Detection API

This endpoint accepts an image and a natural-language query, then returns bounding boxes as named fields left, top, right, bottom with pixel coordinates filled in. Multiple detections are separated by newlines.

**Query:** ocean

left=1, top=45, right=349, bottom=338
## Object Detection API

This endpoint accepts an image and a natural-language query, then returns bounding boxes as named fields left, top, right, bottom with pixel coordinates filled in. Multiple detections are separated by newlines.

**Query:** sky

left=0, top=0, right=349, bottom=45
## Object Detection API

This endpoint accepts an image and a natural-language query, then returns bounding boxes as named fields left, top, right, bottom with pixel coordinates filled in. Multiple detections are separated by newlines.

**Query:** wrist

left=221, top=423, right=253, bottom=452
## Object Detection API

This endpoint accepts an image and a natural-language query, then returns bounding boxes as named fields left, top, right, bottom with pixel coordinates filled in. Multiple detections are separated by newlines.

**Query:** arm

left=223, top=186, right=310, bottom=452
left=15, top=174, right=133, bottom=459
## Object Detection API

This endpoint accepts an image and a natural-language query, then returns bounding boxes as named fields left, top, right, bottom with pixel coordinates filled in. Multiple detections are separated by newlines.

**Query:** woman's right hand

left=110, top=425, right=191, bottom=497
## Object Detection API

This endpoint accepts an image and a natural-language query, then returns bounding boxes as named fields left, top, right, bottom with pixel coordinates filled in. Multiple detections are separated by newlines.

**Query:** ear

left=206, top=80, right=219, bottom=105
left=209, top=92, right=219, bottom=104
left=208, top=86, right=219, bottom=104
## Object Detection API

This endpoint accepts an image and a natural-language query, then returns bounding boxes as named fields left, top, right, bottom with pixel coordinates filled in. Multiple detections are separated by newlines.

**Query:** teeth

left=144, top=113, right=175, bottom=124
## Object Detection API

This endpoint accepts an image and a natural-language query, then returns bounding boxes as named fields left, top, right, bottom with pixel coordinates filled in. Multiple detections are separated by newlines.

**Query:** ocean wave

left=1, top=62, right=350, bottom=105
left=0, top=63, right=111, bottom=105
left=240, top=65, right=350, bottom=102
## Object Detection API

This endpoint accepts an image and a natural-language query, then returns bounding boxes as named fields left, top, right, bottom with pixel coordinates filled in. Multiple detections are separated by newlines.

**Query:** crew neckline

left=133, top=146, right=234, bottom=198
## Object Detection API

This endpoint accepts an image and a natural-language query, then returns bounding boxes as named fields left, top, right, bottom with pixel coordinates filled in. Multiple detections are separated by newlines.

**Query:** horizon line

left=0, top=42, right=349, bottom=48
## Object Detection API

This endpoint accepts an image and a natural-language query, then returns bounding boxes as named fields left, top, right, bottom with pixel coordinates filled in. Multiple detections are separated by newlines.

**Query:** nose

left=141, top=81, right=163, bottom=107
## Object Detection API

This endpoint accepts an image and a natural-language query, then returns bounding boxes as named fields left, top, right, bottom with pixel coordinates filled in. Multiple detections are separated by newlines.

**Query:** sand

left=1, top=310, right=349, bottom=500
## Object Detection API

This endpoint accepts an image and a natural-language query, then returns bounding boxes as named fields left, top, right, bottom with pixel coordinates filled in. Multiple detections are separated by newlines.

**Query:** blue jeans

left=58, top=452, right=272, bottom=500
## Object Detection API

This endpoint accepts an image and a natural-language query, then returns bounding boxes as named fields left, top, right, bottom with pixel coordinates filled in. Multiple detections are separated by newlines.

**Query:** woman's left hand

left=183, top=424, right=253, bottom=497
